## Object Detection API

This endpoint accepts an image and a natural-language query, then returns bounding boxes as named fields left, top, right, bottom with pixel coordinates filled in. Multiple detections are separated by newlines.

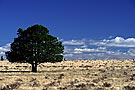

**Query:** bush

left=2, top=82, right=21, bottom=90
left=124, top=86, right=135, bottom=90
left=103, top=82, right=111, bottom=87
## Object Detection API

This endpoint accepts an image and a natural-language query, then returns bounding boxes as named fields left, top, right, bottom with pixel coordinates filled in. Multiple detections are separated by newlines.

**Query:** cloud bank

left=63, top=37, right=135, bottom=60
left=90, top=37, right=135, bottom=47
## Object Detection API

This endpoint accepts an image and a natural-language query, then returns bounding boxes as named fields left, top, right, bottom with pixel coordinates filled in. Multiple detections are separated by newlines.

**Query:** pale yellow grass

left=0, top=60, right=135, bottom=90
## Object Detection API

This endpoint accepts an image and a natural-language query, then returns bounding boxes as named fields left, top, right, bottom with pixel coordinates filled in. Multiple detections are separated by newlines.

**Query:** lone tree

left=1, top=56, right=4, bottom=61
left=6, top=25, right=64, bottom=72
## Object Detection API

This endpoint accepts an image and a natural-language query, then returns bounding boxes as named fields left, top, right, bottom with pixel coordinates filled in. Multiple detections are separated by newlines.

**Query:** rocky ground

left=0, top=60, right=135, bottom=90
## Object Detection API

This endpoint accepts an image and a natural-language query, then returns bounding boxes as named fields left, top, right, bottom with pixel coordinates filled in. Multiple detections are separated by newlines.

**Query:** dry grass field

left=0, top=60, right=135, bottom=90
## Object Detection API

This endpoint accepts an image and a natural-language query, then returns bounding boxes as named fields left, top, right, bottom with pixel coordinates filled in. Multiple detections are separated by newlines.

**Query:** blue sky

left=0, top=0, right=135, bottom=60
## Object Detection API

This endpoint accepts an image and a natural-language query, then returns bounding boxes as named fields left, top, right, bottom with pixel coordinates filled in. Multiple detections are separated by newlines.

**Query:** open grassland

left=0, top=60, right=135, bottom=90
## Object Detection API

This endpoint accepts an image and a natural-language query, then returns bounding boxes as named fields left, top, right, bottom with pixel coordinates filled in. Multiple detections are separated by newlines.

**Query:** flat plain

left=0, top=60, right=135, bottom=90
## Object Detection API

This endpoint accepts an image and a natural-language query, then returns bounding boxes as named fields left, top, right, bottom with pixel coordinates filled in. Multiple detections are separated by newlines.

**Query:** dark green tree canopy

left=6, top=25, right=64, bottom=72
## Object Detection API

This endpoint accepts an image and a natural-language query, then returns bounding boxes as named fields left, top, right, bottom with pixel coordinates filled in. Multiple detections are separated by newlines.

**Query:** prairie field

left=0, top=60, right=135, bottom=90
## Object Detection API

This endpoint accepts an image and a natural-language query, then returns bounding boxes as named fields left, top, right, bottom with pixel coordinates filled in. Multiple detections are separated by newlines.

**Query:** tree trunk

left=32, top=62, right=37, bottom=72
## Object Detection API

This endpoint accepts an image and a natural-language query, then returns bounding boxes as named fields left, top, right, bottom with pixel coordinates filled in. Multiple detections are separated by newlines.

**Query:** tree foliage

left=6, top=25, right=64, bottom=72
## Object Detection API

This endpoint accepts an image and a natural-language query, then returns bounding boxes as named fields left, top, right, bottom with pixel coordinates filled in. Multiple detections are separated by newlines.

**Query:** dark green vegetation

left=5, top=25, right=64, bottom=72
left=0, top=56, right=4, bottom=61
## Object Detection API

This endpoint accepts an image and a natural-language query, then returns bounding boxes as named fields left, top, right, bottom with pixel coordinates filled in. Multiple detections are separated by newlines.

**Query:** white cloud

left=63, top=39, right=85, bottom=45
left=64, top=47, right=73, bottom=53
left=74, top=48, right=106, bottom=53
left=90, top=37, right=135, bottom=47
left=127, top=49, right=135, bottom=56
left=64, top=54, right=73, bottom=57
left=0, top=43, right=10, bottom=59
left=97, top=47, right=106, bottom=50
left=74, top=47, right=107, bottom=53
left=81, top=45, right=88, bottom=48
left=0, top=52, right=5, bottom=55
left=73, top=51, right=83, bottom=54
left=0, top=43, right=10, bottom=53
